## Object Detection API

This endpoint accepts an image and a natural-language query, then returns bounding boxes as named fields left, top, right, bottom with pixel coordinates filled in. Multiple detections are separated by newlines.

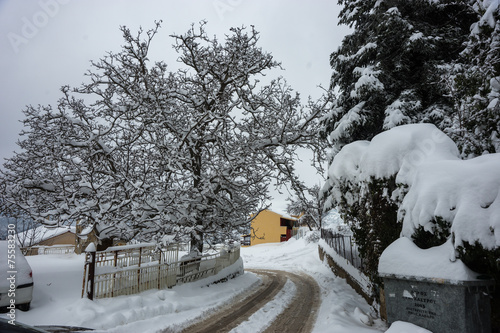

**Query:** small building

left=242, top=210, right=299, bottom=246
left=18, top=226, right=77, bottom=255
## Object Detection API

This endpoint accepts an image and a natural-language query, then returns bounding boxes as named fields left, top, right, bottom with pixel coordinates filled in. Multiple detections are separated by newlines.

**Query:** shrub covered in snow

left=399, top=146, right=500, bottom=304
left=304, top=230, right=320, bottom=243
left=323, top=124, right=459, bottom=289
left=324, top=123, right=500, bottom=300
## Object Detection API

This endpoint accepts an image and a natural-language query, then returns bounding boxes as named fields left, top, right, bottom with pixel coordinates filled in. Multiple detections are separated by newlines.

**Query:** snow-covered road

left=180, top=269, right=319, bottom=333
left=5, top=235, right=391, bottom=332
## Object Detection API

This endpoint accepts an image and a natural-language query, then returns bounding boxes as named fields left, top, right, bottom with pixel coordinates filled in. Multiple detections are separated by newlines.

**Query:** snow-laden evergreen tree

left=450, top=0, right=500, bottom=156
left=321, top=0, right=476, bottom=156
left=321, top=0, right=476, bottom=221
left=0, top=22, right=329, bottom=253
left=320, top=0, right=476, bottom=298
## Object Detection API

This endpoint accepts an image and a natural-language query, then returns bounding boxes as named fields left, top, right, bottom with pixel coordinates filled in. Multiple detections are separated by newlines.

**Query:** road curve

left=262, top=270, right=320, bottom=333
left=179, top=269, right=320, bottom=333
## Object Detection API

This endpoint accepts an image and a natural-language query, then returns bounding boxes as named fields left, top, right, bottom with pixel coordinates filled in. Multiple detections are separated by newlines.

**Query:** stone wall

left=383, top=276, right=493, bottom=333
left=318, top=245, right=383, bottom=315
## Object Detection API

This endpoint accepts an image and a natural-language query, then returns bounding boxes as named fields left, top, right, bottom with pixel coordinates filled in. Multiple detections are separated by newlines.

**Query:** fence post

left=349, top=236, right=354, bottom=267
left=342, top=236, right=346, bottom=260
left=137, top=247, right=142, bottom=293
left=85, top=243, right=96, bottom=301
left=81, top=252, right=88, bottom=298
left=158, top=248, right=162, bottom=289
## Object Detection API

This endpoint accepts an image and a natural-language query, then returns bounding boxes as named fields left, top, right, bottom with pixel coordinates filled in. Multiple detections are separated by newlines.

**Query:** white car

left=0, top=240, right=34, bottom=311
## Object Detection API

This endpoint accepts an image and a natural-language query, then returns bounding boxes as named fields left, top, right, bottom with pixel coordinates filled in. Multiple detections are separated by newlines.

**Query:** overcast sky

left=0, top=0, right=350, bottom=211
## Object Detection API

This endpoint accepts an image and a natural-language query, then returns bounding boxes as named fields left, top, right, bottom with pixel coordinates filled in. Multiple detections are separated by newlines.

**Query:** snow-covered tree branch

left=0, top=22, right=328, bottom=252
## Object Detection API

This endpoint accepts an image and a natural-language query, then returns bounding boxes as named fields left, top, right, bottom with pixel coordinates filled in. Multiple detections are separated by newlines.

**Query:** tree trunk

left=190, top=227, right=203, bottom=255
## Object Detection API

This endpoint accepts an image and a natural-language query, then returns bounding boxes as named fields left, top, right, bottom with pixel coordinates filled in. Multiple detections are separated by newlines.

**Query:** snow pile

left=327, top=122, right=500, bottom=254
left=385, top=321, right=432, bottom=333
left=400, top=153, right=500, bottom=250
left=378, top=238, right=481, bottom=282
left=324, top=123, right=459, bottom=210
left=327, top=123, right=458, bottom=186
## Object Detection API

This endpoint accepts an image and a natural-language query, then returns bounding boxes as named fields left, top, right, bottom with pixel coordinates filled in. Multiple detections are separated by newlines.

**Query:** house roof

left=261, top=209, right=299, bottom=220
left=17, top=226, right=76, bottom=245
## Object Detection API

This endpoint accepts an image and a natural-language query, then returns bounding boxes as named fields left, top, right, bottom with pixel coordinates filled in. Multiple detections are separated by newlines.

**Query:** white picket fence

left=21, top=244, right=75, bottom=256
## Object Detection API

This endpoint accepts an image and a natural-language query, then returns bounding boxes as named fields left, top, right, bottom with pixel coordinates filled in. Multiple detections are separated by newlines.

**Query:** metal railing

left=320, top=229, right=364, bottom=270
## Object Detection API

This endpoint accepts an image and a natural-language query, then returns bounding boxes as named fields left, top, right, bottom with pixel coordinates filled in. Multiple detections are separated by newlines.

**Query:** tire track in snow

left=229, top=276, right=297, bottom=333
left=179, top=270, right=287, bottom=333
left=178, top=269, right=320, bottom=333
left=262, top=271, right=320, bottom=333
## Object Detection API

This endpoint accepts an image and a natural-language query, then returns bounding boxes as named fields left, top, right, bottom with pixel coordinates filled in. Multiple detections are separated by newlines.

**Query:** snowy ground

left=2, top=235, right=427, bottom=332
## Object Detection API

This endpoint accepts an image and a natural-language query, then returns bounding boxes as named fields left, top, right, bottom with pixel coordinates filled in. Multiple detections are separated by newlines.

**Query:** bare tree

left=0, top=22, right=329, bottom=253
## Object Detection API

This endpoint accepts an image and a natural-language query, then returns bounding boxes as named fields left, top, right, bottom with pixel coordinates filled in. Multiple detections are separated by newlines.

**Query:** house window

left=242, top=235, right=251, bottom=246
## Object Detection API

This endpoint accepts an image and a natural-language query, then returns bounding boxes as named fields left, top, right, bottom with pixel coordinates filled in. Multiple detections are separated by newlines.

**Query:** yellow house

left=242, top=210, right=299, bottom=246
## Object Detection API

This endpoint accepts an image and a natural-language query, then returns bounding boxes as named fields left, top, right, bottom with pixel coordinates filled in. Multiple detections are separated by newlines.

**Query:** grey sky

left=0, top=0, right=350, bottom=211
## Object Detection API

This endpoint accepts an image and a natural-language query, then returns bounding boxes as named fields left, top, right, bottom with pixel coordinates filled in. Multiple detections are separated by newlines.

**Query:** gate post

left=85, top=243, right=96, bottom=300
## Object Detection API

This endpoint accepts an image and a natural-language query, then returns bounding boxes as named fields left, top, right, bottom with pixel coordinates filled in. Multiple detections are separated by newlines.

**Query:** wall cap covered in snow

left=378, top=237, right=491, bottom=284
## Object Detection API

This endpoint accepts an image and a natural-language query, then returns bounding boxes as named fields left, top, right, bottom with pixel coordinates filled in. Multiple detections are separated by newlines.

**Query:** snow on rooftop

left=261, top=209, right=299, bottom=220
left=17, top=225, right=76, bottom=245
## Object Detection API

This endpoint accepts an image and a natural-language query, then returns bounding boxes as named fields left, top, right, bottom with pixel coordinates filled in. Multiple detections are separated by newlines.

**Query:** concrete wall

left=318, top=245, right=387, bottom=319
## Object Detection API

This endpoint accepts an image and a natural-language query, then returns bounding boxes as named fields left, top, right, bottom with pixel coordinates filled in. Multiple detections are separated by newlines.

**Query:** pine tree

left=320, top=0, right=476, bottom=299
left=450, top=0, right=500, bottom=156
left=322, top=0, right=476, bottom=156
